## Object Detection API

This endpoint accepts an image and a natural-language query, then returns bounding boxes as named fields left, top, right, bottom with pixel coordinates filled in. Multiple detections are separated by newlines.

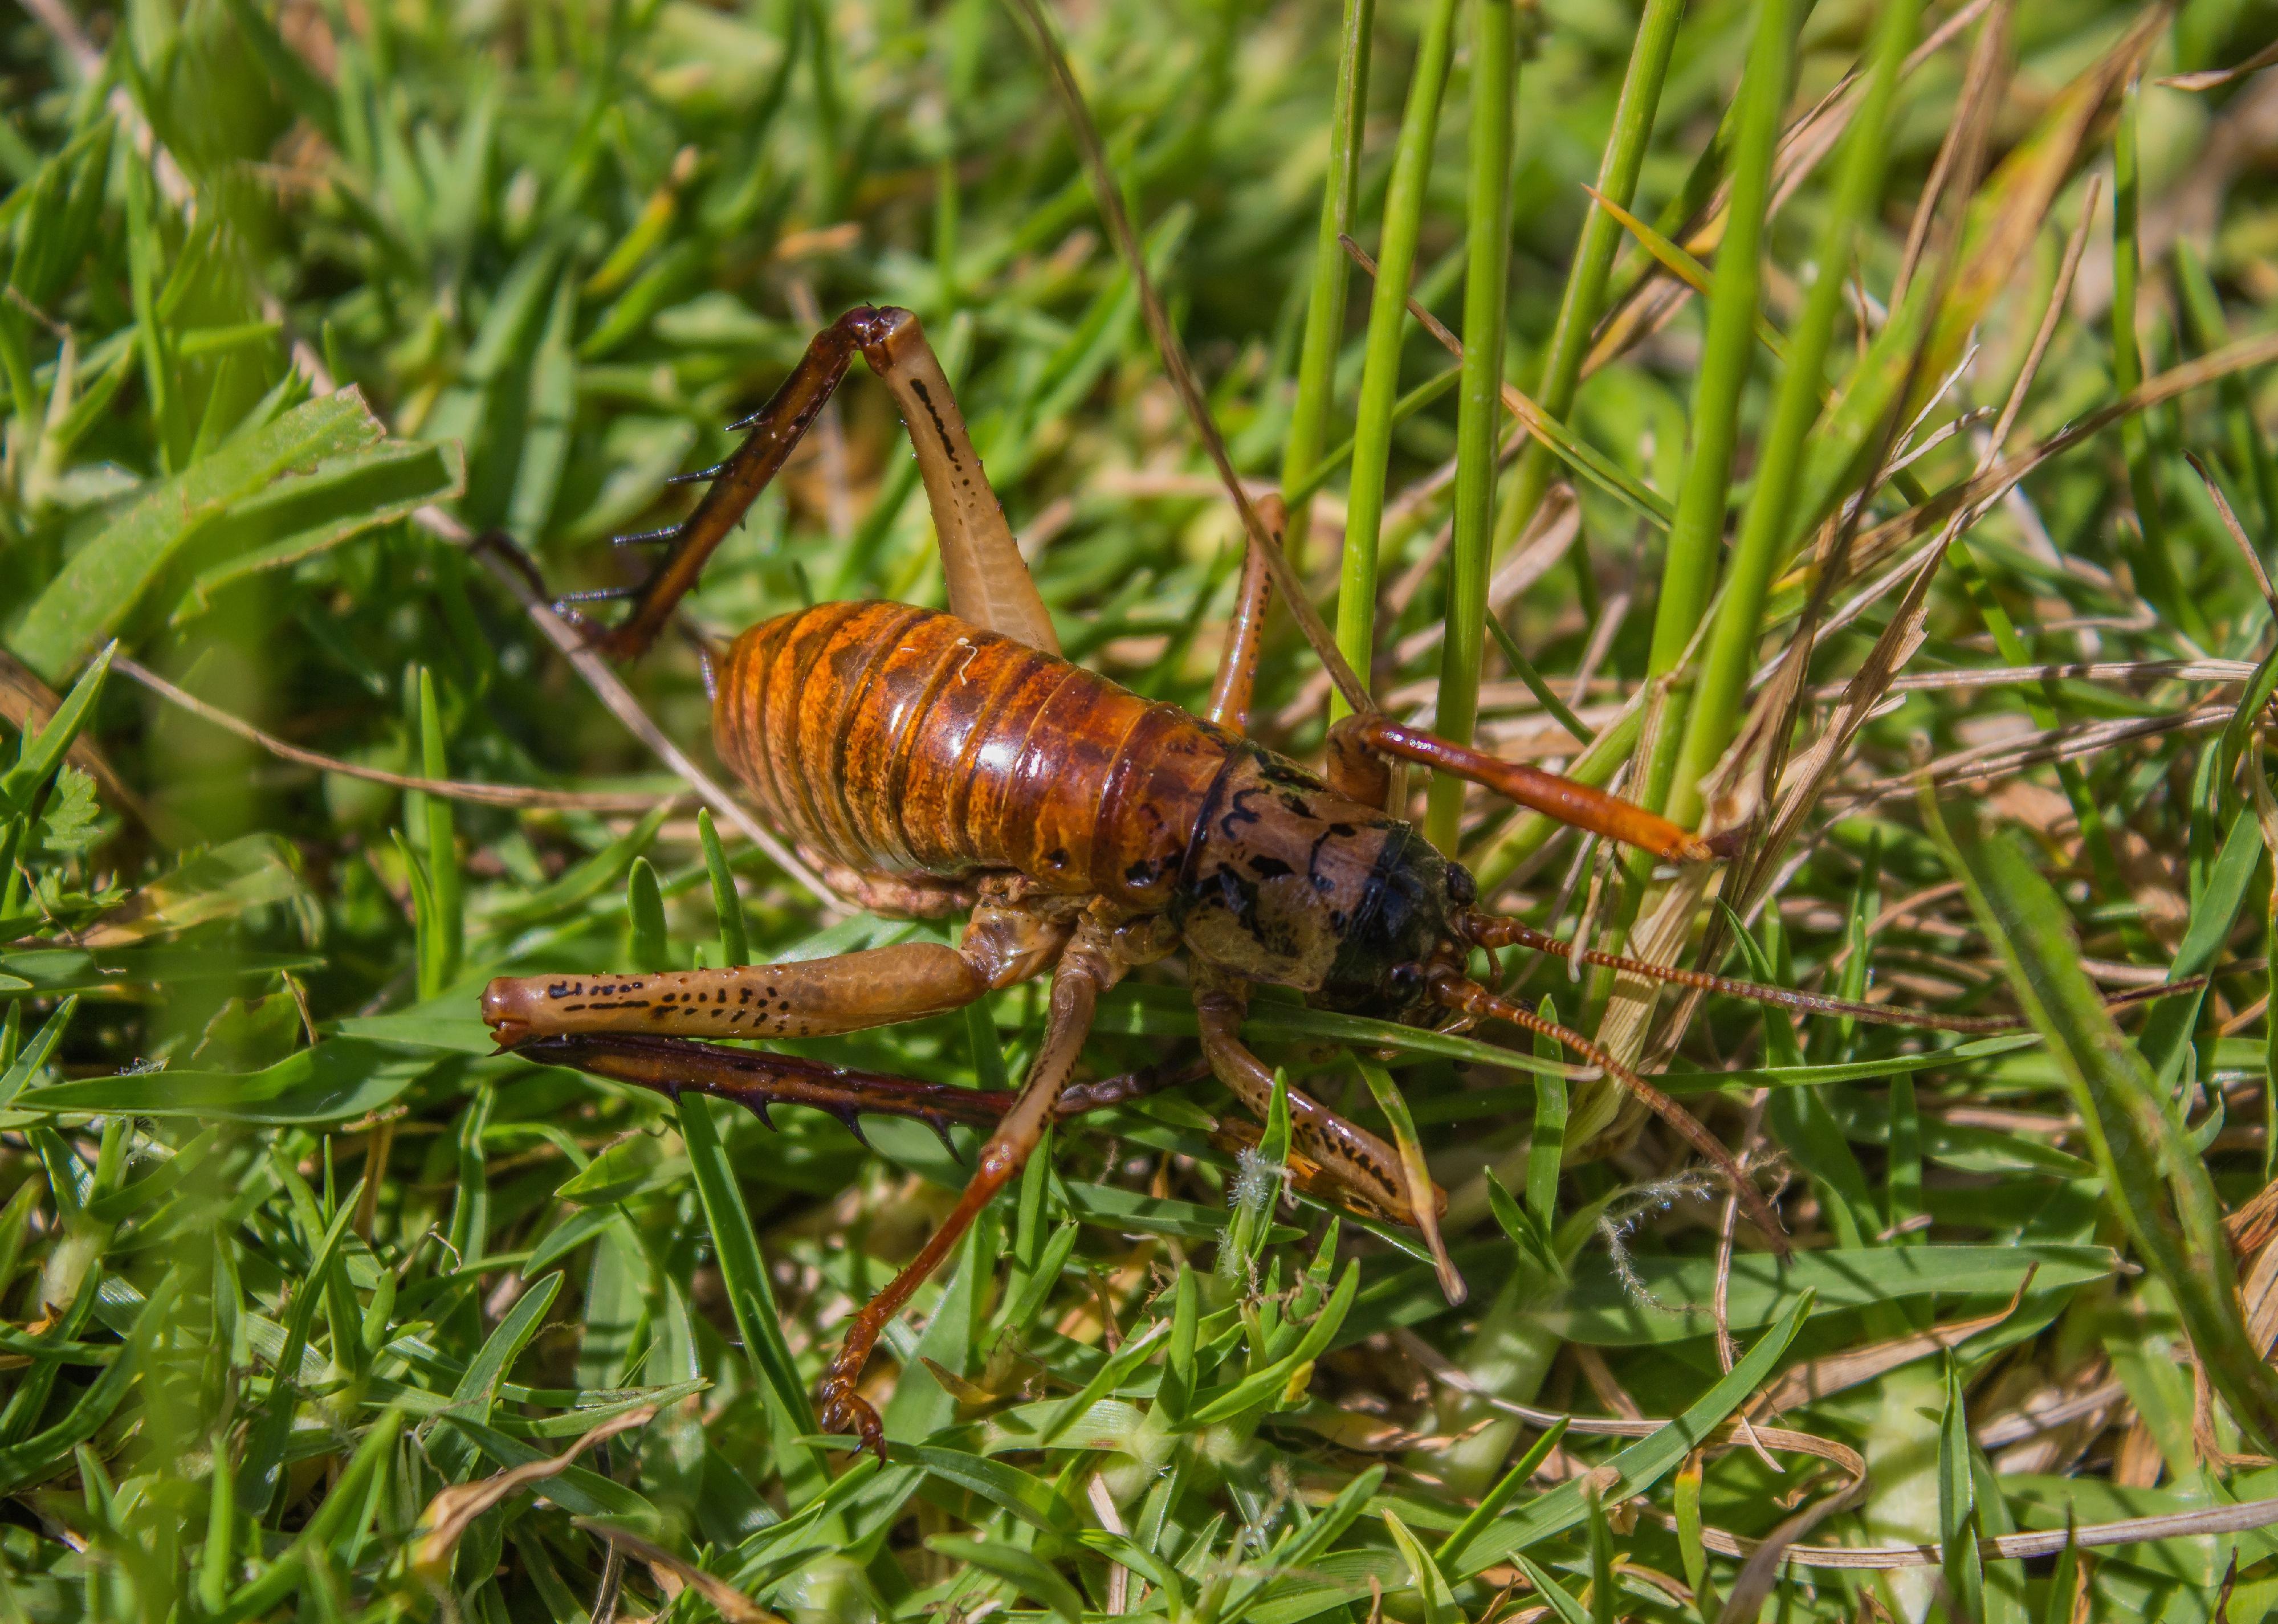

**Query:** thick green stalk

left=1422, top=0, right=1514, bottom=854
left=1664, top=0, right=1914, bottom=830
left=1633, top=0, right=1798, bottom=823
left=1279, top=0, right=1376, bottom=572
left=1493, top=0, right=1685, bottom=608
left=2112, top=78, right=2210, bottom=646
left=1330, top=0, right=1460, bottom=723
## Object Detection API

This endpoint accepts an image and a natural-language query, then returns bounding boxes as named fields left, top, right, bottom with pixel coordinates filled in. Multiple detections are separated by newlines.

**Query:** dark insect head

left=1311, top=830, right=1484, bottom=1020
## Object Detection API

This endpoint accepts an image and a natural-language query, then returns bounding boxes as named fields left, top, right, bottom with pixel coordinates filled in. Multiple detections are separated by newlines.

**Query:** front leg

left=1325, top=713, right=1731, bottom=863
left=1190, top=973, right=1462, bottom=1303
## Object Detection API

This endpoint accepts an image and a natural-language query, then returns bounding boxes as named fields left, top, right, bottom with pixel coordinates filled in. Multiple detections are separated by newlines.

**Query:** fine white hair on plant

left=1220, top=1146, right=1288, bottom=1290
left=1229, top=1145, right=1285, bottom=1215
left=1598, top=1168, right=1722, bottom=1315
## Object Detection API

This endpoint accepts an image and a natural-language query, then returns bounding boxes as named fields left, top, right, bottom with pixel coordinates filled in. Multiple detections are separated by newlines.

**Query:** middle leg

left=1203, top=495, right=1285, bottom=735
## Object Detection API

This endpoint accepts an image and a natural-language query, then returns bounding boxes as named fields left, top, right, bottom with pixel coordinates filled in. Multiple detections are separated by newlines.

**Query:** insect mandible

left=481, top=305, right=2049, bottom=1458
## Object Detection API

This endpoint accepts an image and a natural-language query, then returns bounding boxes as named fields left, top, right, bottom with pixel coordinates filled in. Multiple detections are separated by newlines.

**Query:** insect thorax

left=1169, top=746, right=1461, bottom=1017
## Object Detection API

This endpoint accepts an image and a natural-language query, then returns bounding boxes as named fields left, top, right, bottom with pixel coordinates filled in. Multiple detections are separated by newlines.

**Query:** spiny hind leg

left=581, top=308, right=877, bottom=658
left=1323, top=712, right=1729, bottom=864
left=511, top=1028, right=1201, bottom=1143
left=857, top=311, right=1059, bottom=653
left=481, top=901, right=1071, bottom=1045
left=818, top=923, right=1120, bottom=1458
left=584, top=305, right=1058, bottom=659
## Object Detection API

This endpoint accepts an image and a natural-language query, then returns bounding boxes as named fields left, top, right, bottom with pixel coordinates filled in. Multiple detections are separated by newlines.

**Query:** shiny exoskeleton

left=715, top=599, right=1468, bottom=1015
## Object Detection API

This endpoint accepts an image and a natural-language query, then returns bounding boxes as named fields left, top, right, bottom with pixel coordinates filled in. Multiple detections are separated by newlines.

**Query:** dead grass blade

left=1750, top=1270, right=2034, bottom=1415
left=1889, top=0, right=2014, bottom=307
left=572, top=1518, right=785, bottom=1624
left=1672, top=1493, right=2278, bottom=1570
left=116, top=656, right=679, bottom=813
left=1393, top=1327, right=1865, bottom=1480
left=2161, top=36, right=2278, bottom=91
left=1909, top=5, right=2167, bottom=423
left=413, top=1406, right=657, bottom=1585
left=1847, top=706, right=2232, bottom=802
left=1806, top=659, right=2258, bottom=698
left=0, top=648, right=172, bottom=840
left=2187, top=450, right=2278, bottom=618
left=1583, top=0, right=1998, bottom=378
left=1791, top=326, right=2278, bottom=610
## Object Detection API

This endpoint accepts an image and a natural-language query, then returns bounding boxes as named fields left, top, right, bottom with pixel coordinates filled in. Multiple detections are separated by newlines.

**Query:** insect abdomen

left=712, top=602, right=1229, bottom=908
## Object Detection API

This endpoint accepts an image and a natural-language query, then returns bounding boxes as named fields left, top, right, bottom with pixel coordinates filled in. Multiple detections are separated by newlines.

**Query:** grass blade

left=1329, top=0, right=1459, bottom=721
left=1636, top=0, right=1799, bottom=823
left=1664, top=0, right=1915, bottom=829
left=1278, top=0, right=1375, bottom=570
left=1495, top=0, right=1685, bottom=607
left=1421, top=0, right=1513, bottom=854
left=1937, top=805, right=2278, bottom=1452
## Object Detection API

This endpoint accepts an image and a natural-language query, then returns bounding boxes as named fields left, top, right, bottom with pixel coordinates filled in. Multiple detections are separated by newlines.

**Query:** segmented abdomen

left=712, top=602, right=1231, bottom=910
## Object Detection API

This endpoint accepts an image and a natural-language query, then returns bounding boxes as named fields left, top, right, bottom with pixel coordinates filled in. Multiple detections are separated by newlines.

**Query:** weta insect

left=480, top=305, right=2126, bottom=1458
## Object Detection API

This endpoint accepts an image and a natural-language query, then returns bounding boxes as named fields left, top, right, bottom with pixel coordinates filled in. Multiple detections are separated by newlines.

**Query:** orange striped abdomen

left=711, top=602, right=1233, bottom=911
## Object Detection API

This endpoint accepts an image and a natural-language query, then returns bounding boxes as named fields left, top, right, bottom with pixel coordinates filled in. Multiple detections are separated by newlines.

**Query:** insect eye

left=1444, top=866, right=1477, bottom=906
left=1387, top=962, right=1424, bottom=994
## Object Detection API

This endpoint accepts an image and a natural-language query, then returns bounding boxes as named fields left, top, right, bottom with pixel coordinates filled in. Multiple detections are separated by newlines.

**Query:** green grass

left=10, top=0, right=2278, bottom=1620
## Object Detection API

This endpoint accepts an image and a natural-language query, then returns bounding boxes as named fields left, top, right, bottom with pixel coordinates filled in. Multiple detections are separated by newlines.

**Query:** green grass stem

left=1663, top=0, right=1914, bottom=830
left=2113, top=77, right=2210, bottom=647
left=2174, top=236, right=2278, bottom=540
left=1421, top=0, right=1514, bottom=853
left=1278, top=0, right=1376, bottom=572
left=1330, top=0, right=1460, bottom=723
left=415, top=667, right=461, bottom=989
left=1493, top=0, right=1685, bottom=613
left=1629, top=0, right=1799, bottom=839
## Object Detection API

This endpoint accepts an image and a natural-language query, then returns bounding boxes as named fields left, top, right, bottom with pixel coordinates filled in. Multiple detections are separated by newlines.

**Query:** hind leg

left=482, top=901, right=1072, bottom=1045
left=514, top=1029, right=1200, bottom=1141
left=580, top=305, right=1057, bottom=659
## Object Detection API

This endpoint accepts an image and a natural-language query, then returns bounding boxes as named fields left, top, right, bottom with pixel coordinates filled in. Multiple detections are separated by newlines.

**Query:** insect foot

left=819, top=1361, right=887, bottom=1463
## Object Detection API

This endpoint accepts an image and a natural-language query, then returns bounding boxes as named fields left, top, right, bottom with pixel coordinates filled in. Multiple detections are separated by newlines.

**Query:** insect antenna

left=555, top=585, right=644, bottom=605
left=1453, top=912, right=2214, bottom=1034
left=663, top=459, right=732, bottom=486
left=1425, top=968, right=1790, bottom=1256
left=611, top=524, right=686, bottom=548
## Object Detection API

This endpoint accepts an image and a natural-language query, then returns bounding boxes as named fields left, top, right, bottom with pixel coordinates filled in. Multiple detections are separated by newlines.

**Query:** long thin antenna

left=1430, top=970, right=1791, bottom=1255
